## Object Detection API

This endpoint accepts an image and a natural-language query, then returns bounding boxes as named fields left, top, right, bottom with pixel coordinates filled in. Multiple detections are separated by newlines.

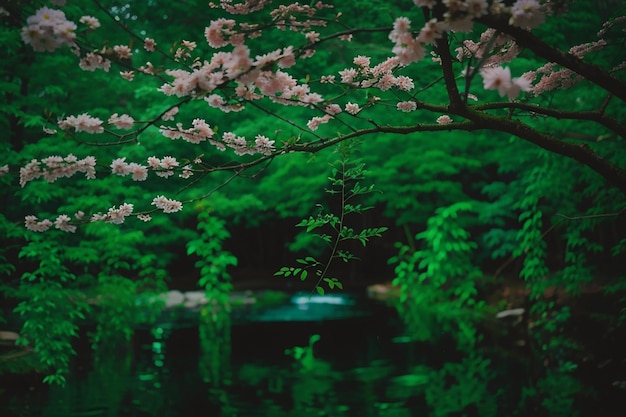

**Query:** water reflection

left=0, top=291, right=535, bottom=417
left=2, top=293, right=416, bottom=416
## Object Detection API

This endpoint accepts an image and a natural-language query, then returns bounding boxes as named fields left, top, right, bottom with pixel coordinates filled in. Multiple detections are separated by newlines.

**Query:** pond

left=0, top=290, right=624, bottom=416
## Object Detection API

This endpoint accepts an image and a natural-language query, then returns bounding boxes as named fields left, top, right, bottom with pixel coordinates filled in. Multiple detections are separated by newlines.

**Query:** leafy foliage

left=275, top=143, right=387, bottom=294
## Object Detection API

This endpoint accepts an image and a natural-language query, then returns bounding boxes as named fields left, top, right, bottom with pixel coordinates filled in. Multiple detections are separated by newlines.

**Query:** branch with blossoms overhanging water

left=10, top=0, right=626, bottom=233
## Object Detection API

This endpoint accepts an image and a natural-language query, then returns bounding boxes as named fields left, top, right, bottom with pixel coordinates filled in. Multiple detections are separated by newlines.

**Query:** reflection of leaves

left=285, top=334, right=321, bottom=373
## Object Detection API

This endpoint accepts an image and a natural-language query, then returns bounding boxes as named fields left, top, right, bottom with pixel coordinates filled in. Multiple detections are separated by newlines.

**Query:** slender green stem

left=312, top=160, right=346, bottom=295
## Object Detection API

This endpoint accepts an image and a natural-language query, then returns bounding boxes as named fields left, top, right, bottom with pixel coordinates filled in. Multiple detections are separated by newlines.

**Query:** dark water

left=1, top=291, right=624, bottom=417
left=2, top=292, right=433, bottom=417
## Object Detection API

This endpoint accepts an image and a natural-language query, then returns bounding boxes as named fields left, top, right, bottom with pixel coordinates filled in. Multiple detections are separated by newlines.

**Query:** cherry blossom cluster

left=20, top=154, right=96, bottom=187
left=208, top=0, right=272, bottom=15
left=221, top=132, right=275, bottom=156
left=389, top=0, right=545, bottom=68
left=78, top=53, right=111, bottom=72
left=160, top=119, right=215, bottom=144
left=269, top=2, right=332, bottom=32
left=21, top=7, right=76, bottom=52
left=78, top=15, right=100, bottom=30
left=146, top=156, right=180, bottom=178
left=152, top=196, right=183, bottom=213
left=336, top=55, right=415, bottom=93
left=157, top=44, right=321, bottom=111
left=57, top=113, right=135, bottom=133
left=110, top=158, right=149, bottom=181
left=456, top=29, right=520, bottom=69
left=90, top=203, right=134, bottom=224
left=306, top=104, right=342, bottom=131
left=26, top=203, right=136, bottom=231
left=522, top=39, right=611, bottom=96
left=58, top=114, right=104, bottom=134
left=23, top=196, right=183, bottom=232
left=15, top=0, right=621, bottom=234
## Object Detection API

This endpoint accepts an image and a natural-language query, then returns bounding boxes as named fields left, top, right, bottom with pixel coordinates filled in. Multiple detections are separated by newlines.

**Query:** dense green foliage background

left=1, top=0, right=625, bottom=415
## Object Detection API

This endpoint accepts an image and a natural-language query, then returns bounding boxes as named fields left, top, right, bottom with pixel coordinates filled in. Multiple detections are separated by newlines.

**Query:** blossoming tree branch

left=11, top=0, right=626, bottom=232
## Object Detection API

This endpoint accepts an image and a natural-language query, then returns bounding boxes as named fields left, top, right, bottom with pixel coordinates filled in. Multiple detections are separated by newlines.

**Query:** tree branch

left=479, top=15, right=626, bottom=103
left=464, top=108, right=626, bottom=195
left=473, top=101, right=626, bottom=139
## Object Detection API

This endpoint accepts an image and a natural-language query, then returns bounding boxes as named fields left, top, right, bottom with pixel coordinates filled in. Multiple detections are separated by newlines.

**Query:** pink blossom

left=345, top=102, right=361, bottom=115
left=339, top=68, right=358, bottom=84
left=393, top=37, right=426, bottom=66
left=152, top=196, right=183, bottom=213
left=58, top=113, right=104, bottom=134
left=159, top=119, right=215, bottom=144
left=305, top=31, right=320, bottom=43
left=147, top=157, right=161, bottom=169
left=120, top=71, right=134, bottom=81
left=25, top=215, right=52, bottom=232
left=128, top=163, right=148, bottom=181
left=353, top=55, right=371, bottom=68
left=277, top=47, right=296, bottom=68
left=480, top=66, right=512, bottom=97
left=254, top=48, right=283, bottom=67
left=21, top=7, right=77, bottom=52
left=79, top=16, right=100, bottom=29
left=509, top=0, right=545, bottom=29
left=54, top=214, right=76, bottom=233
left=92, top=203, right=134, bottom=224
left=113, top=45, right=132, bottom=59
left=139, top=62, right=155, bottom=75
left=507, top=76, right=532, bottom=100
left=180, top=165, right=193, bottom=179
left=254, top=135, right=275, bottom=155
left=417, top=19, right=445, bottom=45
left=79, top=52, right=110, bottom=72
left=205, top=18, right=238, bottom=48
left=206, top=94, right=226, bottom=108
left=376, top=73, right=395, bottom=91
left=397, top=101, right=417, bottom=112
left=321, top=75, right=335, bottom=84
left=300, top=49, right=316, bottom=59
left=307, top=114, right=332, bottom=131
left=325, top=104, right=342, bottom=115
left=111, top=158, right=131, bottom=176
left=155, top=167, right=174, bottom=178
left=437, top=115, right=453, bottom=125
left=137, top=214, right=152, bottom=222
left=144, top=37, right=156, bottom=51
left=108, top=113, right=134, bottom=130
left=161, top=107, right=179, bottom=121
left=181, top=40, right=197, bottom=51
left=481, top=66, right=531, bottom=99
left=160, top=156, right=179, bottom=169
left=394, top=75, right=415, bottom=91
left=222, top=132, right=251, bottom=156
left=391, top=17, right=411, bottom=35
left=0, top=164, right=8, bottom=177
